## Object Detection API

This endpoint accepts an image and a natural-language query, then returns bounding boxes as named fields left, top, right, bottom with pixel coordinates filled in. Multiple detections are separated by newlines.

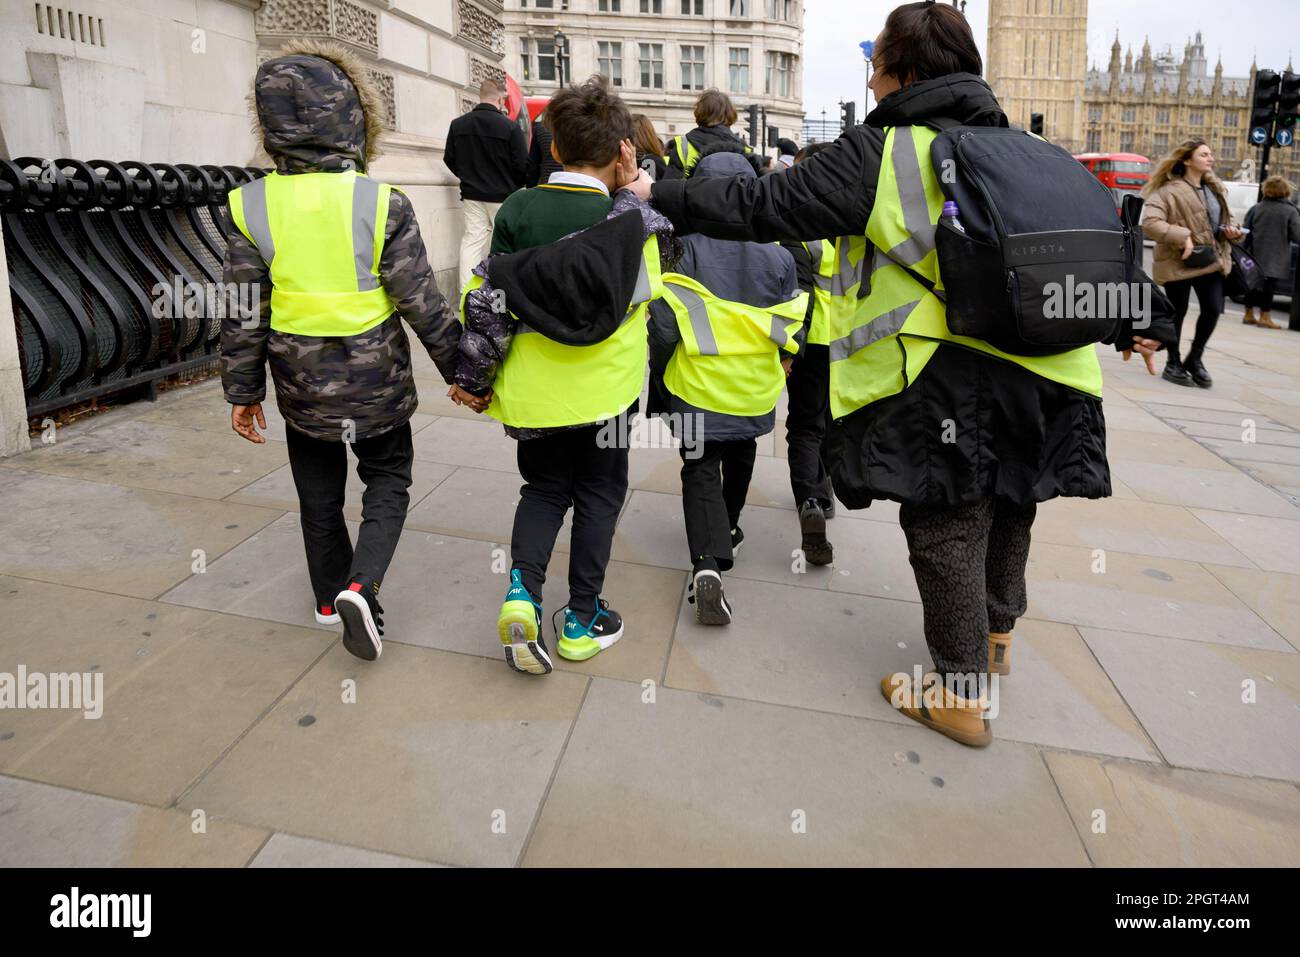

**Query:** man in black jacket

left=444, top=79, right=528, bottom=287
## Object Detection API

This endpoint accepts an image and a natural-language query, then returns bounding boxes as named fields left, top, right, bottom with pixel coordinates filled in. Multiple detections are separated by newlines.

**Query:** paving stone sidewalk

left=2, top=314, right=1299, bottom=867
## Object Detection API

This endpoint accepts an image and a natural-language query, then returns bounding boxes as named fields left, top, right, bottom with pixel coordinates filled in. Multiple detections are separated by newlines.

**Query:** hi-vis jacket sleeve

left=650, top=125, right=885, bottom=243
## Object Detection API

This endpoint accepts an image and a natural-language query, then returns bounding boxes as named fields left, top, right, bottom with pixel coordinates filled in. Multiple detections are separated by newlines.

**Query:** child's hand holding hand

left=447, top=385, right=491, bottom=413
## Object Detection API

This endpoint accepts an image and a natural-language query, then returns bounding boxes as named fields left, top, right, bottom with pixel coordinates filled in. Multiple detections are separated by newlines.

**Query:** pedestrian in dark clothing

left=525, top=113, right=564, bottom=188
left=1242, top=175, right=1300, bottom=329
left=222, top=40, right=462, bottom=662
left=632, top=113, right=672, bottom=182
left=444, top=79, right=529, bottom=286
left=665, top=88, right=763, bottom=177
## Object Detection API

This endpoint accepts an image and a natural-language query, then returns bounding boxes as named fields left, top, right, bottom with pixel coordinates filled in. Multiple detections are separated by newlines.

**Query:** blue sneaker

left=556, top=599, right=624, bottom=661
left=498, top=569, right=551, bottom=675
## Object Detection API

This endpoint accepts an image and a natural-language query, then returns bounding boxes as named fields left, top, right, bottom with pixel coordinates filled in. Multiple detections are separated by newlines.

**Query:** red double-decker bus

left=1073, top=152, right=1151, bottom=212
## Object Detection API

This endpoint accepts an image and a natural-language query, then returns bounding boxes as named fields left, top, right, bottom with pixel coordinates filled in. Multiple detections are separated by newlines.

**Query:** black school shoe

left=730, top=526, right=745, bottom=555
left=799, top=498, right=834, bottom=565
left=1162, top=359, right=1195, bottom=387
left=334, top=575, right=384, bottom=661
left=1185, top=356, right=1213, bottom=388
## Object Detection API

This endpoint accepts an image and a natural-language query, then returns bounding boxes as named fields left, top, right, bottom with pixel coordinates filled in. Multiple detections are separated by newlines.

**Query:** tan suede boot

left=1243, top=309, right=1258, bottom=325
left=989, top=631, right=1012, bottom=676
left=880, top=672, right=992, bottom=747
left=1258, top=313, right=1282, bottom=329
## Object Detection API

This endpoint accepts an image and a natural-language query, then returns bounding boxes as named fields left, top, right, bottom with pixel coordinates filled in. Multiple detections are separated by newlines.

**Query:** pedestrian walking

left=1242, top=175, right=1300, bottom=330
left=1141, top=138, right=1245, bottom=387
left=444, top=79, right=528, bottom=288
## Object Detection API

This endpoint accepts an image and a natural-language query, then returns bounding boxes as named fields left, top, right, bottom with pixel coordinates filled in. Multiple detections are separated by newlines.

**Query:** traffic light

left=1251, top=69, right=1281, bottom=138
left=1278, top=71, right=1300, bottom=133
left=747, top=104, right=760, bottom=146
left=1030, top=112, right=1044, bottom=136
left=840, top=100, right=856, bottom=132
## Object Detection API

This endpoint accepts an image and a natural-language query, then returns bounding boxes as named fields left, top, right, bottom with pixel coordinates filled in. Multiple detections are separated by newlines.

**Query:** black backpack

left=894, top=119, right=1135, bottom=357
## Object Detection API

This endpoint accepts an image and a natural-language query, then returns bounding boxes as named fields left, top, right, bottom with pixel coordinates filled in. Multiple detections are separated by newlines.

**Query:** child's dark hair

left=794, top=141, right=834, bottom=164
left=545, top=75, right=633, bottom=168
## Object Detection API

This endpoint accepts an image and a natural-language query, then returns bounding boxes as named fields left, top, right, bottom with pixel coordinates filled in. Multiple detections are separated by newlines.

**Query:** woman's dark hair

left=874, top=1, right=982, bottom=83
left=794, top=141, right=835, bottom=164
left=545, top=75, right=633, bottom=167
left=630, top=113, right=664, bottom=158
left=694, top=88, right=738, bottom=128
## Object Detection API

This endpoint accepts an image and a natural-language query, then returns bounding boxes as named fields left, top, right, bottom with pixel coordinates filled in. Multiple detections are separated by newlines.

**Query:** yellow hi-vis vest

left=228, top=170, right=397, bottom=337
left=459, top=236, right=664, bottom=429
left=668, top=135, right=702, bottom=176
left=826, top=125, right=1104, bottom=421
left=660, top=274, right=808, bottom=417
left=802, top=238, right=837, bottom=346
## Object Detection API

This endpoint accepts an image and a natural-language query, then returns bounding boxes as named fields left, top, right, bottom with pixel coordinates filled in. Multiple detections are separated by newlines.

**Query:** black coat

left=444, top=103, right=528, bottom=202
left=526, top=118, right=564, bottom=188
left=651, top=74, right=1115, bottom=508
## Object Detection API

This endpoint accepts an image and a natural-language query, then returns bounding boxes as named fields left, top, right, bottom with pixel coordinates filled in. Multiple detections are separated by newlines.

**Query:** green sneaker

left=556, top=599, right=624, bottom=662
left=498, top=569, right=551, bottom=675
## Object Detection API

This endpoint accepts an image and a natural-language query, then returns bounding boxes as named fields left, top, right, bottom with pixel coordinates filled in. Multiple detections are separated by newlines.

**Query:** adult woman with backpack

left=1242, top=175, right=1300, bottom=330
left=630, top=0, right=1169, bottom=747
left=1140, top=139, right=1245, bottom=386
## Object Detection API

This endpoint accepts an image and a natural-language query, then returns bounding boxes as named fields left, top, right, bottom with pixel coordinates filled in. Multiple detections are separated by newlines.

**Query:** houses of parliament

left=985, top=0, right=1299, bottom=185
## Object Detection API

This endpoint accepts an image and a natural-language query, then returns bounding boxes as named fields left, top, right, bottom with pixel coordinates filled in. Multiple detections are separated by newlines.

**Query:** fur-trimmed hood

left=252, top=39, right=386, bottom=173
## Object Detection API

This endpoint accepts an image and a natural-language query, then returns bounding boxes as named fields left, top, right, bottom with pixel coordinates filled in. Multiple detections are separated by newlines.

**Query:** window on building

left=1121, top=107, right=1135, bottom=123
left=765, top=51, right=794, bottom=97
left=1155, top=108, right=1170, bottom=124
left=598, top=0, right=621, bottom=9
left=1189, top=110, right=1205, bottom=126
left=730, top=0, right=749, bottom=15
left=784, top=0, right=796, bottom=19
left=680, top=44, right=705, bottom=91
left=1152, top=133, right=1168, bottom=154
left=537, top=39, right=556, bottom=82
left=598, top=41, right=623, bottom=87
left=1087, top=130, right=1101, bottom=152
left=639, top=42, right=664, bottom=89
left=1221, top=137, right=1237, bottom=160
left=1120, top=132, right=1134, bottom=152
left=519, top=37, right=532, bottom=81
left=639, top=0, right=662, bottom=12
left=728, top=47, right=749, bottom=93
left=532, top=0, right=554, bottom=7
left=1088, top=105, right=1102, bottom=123
left=680, top=0, right=703, bottom=12
left=1224, top=111, right=1239, bottom=127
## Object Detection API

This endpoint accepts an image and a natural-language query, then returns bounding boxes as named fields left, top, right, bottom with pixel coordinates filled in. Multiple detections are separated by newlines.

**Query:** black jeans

left=512, top=422, right=628, bottom=612
left=898, top=497, right=1037, bottom=679
left=785, top=343, right=833, bottom=506
left=286, top=422, right=414, bottom=605
left=1164, top=270, right=1224, bottom=363
left=680, top=439, right=757, bottom=571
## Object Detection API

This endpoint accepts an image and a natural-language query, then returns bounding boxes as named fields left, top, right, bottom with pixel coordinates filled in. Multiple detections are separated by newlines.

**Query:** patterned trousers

left=898, top=497, right=1037, bottom=678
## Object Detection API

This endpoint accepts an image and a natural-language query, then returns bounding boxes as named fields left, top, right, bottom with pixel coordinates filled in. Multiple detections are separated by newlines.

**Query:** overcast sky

left=803, top=0, right=1300, bottom=127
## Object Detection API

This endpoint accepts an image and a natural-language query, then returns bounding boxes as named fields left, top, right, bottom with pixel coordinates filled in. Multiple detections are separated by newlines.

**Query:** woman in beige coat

left=1141, top=138, right=1244, bottom=387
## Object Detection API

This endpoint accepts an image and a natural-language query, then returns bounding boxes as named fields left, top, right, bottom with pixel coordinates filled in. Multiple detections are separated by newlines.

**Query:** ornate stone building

left=1082, top=33, right=1299, bottom=187
left=501, top=0, right=805, bottom=158
left=985, top=0, right=1089, bottom=152
left=0, top=0, right=509, bottom=296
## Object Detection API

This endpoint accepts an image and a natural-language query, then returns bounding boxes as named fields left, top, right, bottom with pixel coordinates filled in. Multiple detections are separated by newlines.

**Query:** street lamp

left=554, top=29, right=567, bottom=88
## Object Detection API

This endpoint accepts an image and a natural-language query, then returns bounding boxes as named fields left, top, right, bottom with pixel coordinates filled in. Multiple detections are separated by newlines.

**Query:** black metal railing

left=1, top=158, right=266, bottom=417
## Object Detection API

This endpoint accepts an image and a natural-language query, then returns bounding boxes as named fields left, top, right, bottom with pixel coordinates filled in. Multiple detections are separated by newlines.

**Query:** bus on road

left=1074, top=152, right=1151, bottom=213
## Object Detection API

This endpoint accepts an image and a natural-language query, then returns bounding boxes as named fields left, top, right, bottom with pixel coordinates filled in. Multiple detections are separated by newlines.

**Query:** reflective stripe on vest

left=229, top=170, right=395, bottom=337
left=661, top=273, right=807, bottom=417
left=460, top=236, right=664, bottom=429
left=803, top=238, right=836, bottom=346
left=826, top=126, right=1104, bottom=420
left=671, top=135, right=701, bottom=176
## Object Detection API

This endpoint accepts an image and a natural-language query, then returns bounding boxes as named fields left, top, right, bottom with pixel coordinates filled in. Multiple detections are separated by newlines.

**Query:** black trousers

left=1246, top=276, right=1278, bottom=310
left=286, top=422, right=414, bottom=605
left=512, top=423, right=628, bottom=613
left=1164, top=271, right=1224, bottom=363
left=785, top=343, right=833, bottom=506
left=680, top=439, right=757, bottom=571
left=898, top=497, right=1036, bottom=679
